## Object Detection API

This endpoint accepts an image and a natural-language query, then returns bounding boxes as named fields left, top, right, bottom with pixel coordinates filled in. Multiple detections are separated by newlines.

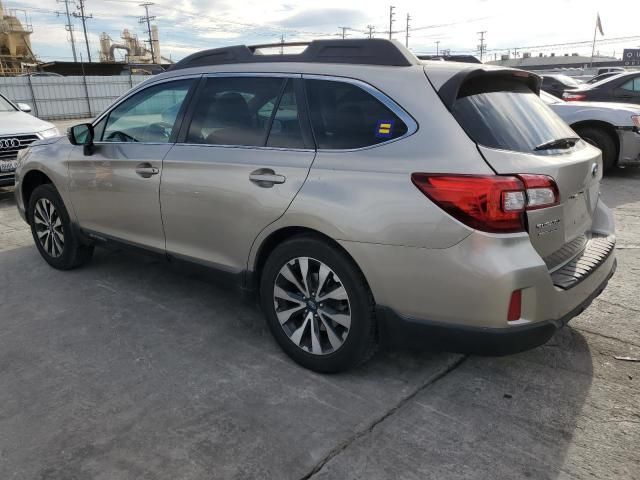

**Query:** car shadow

left=600, top=164, right=640, bottom=209
left=0, top=241, right=597, bottom=479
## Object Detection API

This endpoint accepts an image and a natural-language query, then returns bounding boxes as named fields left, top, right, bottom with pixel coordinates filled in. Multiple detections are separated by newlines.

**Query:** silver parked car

left=0, top=93, right=58, bottom=186
left=14, top=40, right=616, bottom=372
left=541, top=90, right=640, bottom=171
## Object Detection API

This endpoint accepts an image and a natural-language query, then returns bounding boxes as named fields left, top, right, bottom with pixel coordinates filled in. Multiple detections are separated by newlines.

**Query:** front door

left=160, top=75, right=315, bottom=273
left=66, top=78, right=196, bottom=251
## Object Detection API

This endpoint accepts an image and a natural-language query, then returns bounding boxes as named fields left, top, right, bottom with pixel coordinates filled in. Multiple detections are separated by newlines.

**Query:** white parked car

left=541, top=90, right=640, bottom=171
left=0, top=93, right=58, bottom=186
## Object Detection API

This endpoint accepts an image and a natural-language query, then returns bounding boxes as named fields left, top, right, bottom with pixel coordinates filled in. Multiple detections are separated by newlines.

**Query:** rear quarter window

left=452, top=77, right=577, bottom=154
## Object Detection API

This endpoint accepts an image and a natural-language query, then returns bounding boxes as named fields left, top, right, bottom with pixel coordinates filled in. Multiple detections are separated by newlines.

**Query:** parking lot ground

left=0, top=165, right=638, bottom=479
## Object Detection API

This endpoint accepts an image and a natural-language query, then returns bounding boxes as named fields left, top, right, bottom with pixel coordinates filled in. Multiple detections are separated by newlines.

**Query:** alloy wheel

left=33, top=198, right=64, bottom=258
left=273, top=256, right=351, bottom=355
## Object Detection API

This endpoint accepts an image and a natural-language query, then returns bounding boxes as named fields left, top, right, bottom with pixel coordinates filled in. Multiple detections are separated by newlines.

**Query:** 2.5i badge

left=375, top=119, right=395, bottom=138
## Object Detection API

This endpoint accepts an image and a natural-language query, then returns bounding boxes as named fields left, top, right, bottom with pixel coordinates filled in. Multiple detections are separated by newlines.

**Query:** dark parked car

left=563, top=72, right=640, bottom=104
left=540, top=74, right=582, bottom=98
left=586, top=72, right=620, bottom=84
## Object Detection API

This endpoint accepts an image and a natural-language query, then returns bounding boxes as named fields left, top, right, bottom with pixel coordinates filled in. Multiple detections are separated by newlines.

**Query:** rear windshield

left=452, top=78, right=577, bottom=154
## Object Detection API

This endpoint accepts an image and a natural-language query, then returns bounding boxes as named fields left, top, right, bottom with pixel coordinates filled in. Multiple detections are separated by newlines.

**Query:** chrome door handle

left=135, top=162, right=159, bottom=178
left=249, top=169, right=286, bottom=187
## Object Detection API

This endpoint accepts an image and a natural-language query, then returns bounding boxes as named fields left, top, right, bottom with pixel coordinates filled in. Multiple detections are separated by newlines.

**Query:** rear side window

left=452, top=78, right=577, bottom=154
left=186, top=76, right=285, bottom=146
left=305, top=79, right=408, bottom=149
left=621, top=77, right=640, bottom=91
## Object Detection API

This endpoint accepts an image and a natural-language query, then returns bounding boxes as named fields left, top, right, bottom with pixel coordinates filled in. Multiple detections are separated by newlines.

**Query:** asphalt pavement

left=0, top=159, right=638, bottom=480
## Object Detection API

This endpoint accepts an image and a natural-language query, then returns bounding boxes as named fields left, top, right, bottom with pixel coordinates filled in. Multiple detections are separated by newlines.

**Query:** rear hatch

left=432, top=68, right=601, bottom=267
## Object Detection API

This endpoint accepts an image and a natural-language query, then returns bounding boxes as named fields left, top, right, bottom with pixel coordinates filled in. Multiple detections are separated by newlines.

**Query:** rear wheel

left=28, top=184, right=94, bottom=270
left=575, top=126, right=617, bottom=172
left=260, top=236, right=377, bottom=373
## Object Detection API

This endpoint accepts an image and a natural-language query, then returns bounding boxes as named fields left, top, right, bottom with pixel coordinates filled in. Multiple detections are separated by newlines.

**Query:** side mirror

left=68, top=123, right=95, bottom=155
left=17, top=103, right=32, bottom=113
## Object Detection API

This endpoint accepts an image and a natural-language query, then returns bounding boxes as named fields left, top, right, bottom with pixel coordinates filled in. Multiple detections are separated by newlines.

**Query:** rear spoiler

left=437, top=68, right=542, bottom=111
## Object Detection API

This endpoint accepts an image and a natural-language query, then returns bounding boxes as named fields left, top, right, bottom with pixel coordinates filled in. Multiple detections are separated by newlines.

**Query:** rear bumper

left=377, top=258, right=616, bottom=355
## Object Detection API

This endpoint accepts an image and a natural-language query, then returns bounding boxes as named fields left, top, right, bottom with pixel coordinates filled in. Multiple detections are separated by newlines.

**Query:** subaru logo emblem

left=591, top=162, right=599, bottom=178
left=0, top=138, right=20, bottom=150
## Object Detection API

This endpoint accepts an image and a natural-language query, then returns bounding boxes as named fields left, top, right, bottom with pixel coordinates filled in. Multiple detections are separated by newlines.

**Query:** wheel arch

left=249, top=225, right=375, bottom=302
left=571, top=120, right=620, bottom=161
left=21, top=169, right=54, bottom=220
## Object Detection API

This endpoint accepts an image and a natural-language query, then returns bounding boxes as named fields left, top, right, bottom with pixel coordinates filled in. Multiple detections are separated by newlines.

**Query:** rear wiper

left=534, top=137, right=581, bottom=151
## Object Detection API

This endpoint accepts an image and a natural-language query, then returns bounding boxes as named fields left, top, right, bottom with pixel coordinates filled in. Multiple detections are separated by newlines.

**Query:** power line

left=337, top=27, right=350, bottom=39
left=388, top=5, right=395, bottom=40
left=72, top=0, right=92, bottom=62
left=366, top=24, right=375, bottom=39
left=405, top=13, right=411, bottom=48
left=56, top=0, right=78, bottom=62
left=477, top=30, right=487, bottom=61
left=138, top=2, right=156, bottom=64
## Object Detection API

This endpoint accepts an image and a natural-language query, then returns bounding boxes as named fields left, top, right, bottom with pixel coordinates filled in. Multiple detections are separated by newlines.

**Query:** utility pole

left=405, top=13, right=410, bottom=48
left=56, top=0, right=78, bottom=62
left=366, top=24, right=375, bottom=39
left=388, top=5, right=395, bottom=40
left=436, top=40, right=440, bottom=55
left=477, top=30, right=487, bottom=62
left=338, top=27, right=350, bottom=39
left=72, top=0, right=92, bottom=62
left=279, top=34, right=285, bottom=54
left=139, top=2, right=156, bottom=64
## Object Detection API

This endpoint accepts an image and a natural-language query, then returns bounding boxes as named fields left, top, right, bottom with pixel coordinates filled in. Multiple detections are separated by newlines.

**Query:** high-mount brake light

left=411, top=174, right=561, bottom=233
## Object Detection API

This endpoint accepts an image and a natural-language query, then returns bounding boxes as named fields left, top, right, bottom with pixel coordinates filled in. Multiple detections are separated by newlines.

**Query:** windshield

left=0, top=95, right=16, bottom=112
left=452, top=78, right=577, bottom=154
left=553, top=75, right=581, bottom=87
left=589, top=72, right=631, bottom=88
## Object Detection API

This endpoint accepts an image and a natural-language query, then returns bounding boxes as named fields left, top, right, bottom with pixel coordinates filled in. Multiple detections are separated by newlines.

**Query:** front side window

left=186, top=76, right=286, bottom=146
left=305, top=79, right=408, bottom=150
left=102, top=79, right=193, bottom=143
left=0, top=95, right=16, bottom=112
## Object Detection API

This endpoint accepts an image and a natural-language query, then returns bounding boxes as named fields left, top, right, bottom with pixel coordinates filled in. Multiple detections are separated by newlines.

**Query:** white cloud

left=7, top=0, right=640, bottom=61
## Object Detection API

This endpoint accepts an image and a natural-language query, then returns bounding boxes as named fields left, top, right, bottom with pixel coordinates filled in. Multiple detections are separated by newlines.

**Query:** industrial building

left=100, top=26, right=166, bottom=64
left=486, top=52, right=623, bottom=71
left=0, top=1, right=36, bottom=75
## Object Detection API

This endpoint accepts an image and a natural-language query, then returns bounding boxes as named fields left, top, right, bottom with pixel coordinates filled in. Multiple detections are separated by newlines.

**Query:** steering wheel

left=143, top=122, right=173, bottom=141
left=105, top=131, right=137, bottom=142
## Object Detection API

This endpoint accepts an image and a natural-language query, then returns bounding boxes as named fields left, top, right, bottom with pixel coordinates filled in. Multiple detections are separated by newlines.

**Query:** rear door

left=160, top=74, right=315, bottom=273
left=447, top=73, right=601, bottom=263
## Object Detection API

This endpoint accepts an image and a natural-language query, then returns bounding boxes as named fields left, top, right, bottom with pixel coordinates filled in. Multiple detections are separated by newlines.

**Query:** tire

left=260, top=235, right=377, bottom=373
left=28, top=184, right=94, bottom=270
left=575, top=126, right=617, bottom=172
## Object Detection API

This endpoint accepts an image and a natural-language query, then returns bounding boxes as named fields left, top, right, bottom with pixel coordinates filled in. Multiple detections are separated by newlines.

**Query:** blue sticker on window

left=375, top=119, right=395, bottom=138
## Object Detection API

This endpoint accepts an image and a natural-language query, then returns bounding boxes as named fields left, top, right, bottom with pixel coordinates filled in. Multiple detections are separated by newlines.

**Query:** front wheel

left=260, top=236, right=377, bottom=373
left=28, top=184, right=94, bottom=270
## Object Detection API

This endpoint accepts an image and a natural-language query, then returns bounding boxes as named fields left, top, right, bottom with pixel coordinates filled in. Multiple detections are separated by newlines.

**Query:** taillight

left=411, top=174, right=560, bottom=233
left=518, top=174, right=560, bottom=210
left=411, top=174, right=526, bottom=233
left=562, top=92, right=586, bottom=101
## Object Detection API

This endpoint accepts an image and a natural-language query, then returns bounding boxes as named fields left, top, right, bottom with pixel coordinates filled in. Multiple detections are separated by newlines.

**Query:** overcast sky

left=5, top=0, right=640, bottom=62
